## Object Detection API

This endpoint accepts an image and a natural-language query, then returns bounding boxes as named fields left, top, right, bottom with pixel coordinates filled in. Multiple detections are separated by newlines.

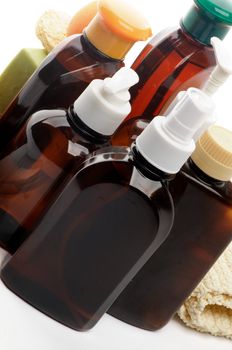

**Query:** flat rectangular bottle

left=109, top=125, right=232, bottom=331
left=0, top=147, right=174, bottom=331
left=0, top=87, right=215, bottom=331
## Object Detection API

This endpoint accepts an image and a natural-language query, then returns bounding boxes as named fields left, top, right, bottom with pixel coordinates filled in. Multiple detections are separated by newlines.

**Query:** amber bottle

left=0, top=67, right=138, bottom=254
left=0, top=144, right=174, bottom=332
left=126, top=0, right=232, bottom=121
left=112, top=35, right=232, bottom=149
left=0, top=88, right=215, bottom=331
left=0, top=0, right=151, bottom=151
left=109, top=125, right=232, bottom=331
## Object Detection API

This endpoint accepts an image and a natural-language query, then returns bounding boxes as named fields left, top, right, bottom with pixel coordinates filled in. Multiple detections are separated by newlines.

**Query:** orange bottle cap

left=67, top=1, right=98, bottom=36
left=85, top=0, right=152, bottom=60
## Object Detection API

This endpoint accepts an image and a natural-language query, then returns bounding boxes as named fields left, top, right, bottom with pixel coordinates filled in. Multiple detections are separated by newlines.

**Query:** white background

left=0, top=0, right=232, bottom=349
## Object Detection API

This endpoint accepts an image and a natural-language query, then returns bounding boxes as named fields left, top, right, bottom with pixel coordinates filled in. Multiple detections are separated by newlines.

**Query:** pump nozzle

left=73, top=67, right=139, bottom=136
left=165, top=88, right=215, bottom=141
left=103, top=67, right=139, bottom=99
left=136, top=88, right=215, bottom=174
left=164, top=37, right=231, bottom=139
left=203, top=37, right=232, bottom=96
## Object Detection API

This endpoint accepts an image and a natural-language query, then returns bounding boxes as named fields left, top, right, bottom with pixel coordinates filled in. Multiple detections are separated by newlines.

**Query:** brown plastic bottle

left=0, top=0, right=151, bottom=152
left=126, top=0, right=232, bottom=121
left=0, top=88, right=214, bottom=331
left=111, top=116, right=148, bottom=147
left=0, top=146, right=174, bottom=331
left=0, top=67, right=138, bottom=254
left=109, top=125, right=232, bottom=331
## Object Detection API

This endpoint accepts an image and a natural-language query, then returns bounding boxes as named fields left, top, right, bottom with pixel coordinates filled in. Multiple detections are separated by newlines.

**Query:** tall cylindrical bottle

left=111, top=35, right=232, bottom=148
left=0, top=0, right=151, bottom=151
left=127, top=0, right=232, bottom=121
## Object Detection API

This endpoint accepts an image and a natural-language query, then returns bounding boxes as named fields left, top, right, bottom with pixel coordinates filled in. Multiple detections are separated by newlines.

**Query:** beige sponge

left=36, top=10, right=71, bottom=53
left=178, top=243, right=232, bottom=340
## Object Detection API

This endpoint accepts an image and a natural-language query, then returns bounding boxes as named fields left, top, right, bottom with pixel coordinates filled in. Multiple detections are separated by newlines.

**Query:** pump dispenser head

left=85, top=0, right=152, bottom=59
left=203, top=37, right=232, bottom=96
left=165, top=37, right=231, bottom=140
left=73, top=67, right=139, bottom=136
left=136, top=88, right=215, bottom=174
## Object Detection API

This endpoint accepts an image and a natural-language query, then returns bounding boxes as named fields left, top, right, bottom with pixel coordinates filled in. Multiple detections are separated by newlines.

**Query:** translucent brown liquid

left=111, top=118, right=148, bottom=148
left=127, top=28, right=216, bottom=120
left=0, top=108, right=108, bottom=253
left=109, top=160, right=232, bottom=330
left=1, top=150, right=174, bottom=331
left=0, top=34, right=122, bottom=151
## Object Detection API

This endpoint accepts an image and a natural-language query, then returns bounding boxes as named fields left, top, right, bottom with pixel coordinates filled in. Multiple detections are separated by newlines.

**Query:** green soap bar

left=0, top=48, right=47, bottom=114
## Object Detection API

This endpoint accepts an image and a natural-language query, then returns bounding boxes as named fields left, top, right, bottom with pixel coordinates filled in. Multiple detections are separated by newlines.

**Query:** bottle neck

left=67, top=106, right=110, bottom=145
left=181, top=4, right=230, bottom=46
left=81, top=33, right=123, bottom=63
left=130, top=144, right=175, bottom=182
left=187, top=158, right=225, bottom=186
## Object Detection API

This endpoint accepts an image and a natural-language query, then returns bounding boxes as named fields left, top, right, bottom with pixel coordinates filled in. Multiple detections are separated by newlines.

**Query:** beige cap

left=191, top=125, right=232, bottom=181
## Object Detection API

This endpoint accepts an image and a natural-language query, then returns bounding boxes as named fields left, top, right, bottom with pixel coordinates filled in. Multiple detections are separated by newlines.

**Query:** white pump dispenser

left=164, top=38, right=232, bottom=140
left=136, top=88, right=215, bottom=174
left=203, top=37, right=232, bottom=96
left=73, top=67, right=139, bottom=136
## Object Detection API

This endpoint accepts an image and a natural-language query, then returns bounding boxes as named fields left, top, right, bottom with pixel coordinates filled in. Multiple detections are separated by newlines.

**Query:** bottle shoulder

left=75, top=147, right=173, bottom=203
left=49, top=148, right=174, bottom=249
left=27, top=109, right=74, bottom=140
left=39, top=34, right=123, bottom=72
left=147, top=27, right=215, bottom=67
left=180, top=161, right=232, bottom=205
left=26, top=109, right=94, bottom=159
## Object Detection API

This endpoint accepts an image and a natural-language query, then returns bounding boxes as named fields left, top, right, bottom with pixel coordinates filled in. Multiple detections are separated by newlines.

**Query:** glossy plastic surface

left=195, top=0, right=232, bottom=24
left=111, top=117, right=149, bottom=147
left=1, top=148, right=174, bottom=331
left=0, top=108, right=107, bottom=253
left=0, top=34, right=122, bottom=151
left=127, top=28, right=216, bottom=120
left=109, top=159, right=232, bottom=330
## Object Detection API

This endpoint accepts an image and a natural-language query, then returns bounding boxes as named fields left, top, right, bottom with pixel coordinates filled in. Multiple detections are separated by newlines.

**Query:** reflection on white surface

left=0, top=248, right=231, bottom=350
left=0, top=278, right=231, bottom=350
left=0, top=248, right=9, bottom=266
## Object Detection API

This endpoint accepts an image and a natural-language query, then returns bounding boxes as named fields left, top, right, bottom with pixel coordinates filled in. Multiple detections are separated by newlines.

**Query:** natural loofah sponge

left=36, top=10, right=71, bottom=53
left=178, top=243, right=232, bottom=340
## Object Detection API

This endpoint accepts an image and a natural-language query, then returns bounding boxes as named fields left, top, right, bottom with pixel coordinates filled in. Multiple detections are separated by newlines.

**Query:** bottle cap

left=195, top=0, right=232, bottom=25
left=182, top=0, right=232, bottom=45
left=136, top=88, right=215, bottom=174
left=203, top=37, right=232, bottom=96
left=73, top=67, right=139, bottom=136
left=85, top=0, right=152, bottom=60
left=67, top=1, right=98, bottom=36
left=191, top=125, right=232, bottom=181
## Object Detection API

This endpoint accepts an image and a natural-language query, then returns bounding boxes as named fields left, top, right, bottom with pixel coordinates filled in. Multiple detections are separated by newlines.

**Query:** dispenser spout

left=73, top=67, right=139, bottom=136
left=103, top=67, right=139, bottom=101
left=136, top=87, right=216, bottom=174
left=203, top=37, right=232, bottom=96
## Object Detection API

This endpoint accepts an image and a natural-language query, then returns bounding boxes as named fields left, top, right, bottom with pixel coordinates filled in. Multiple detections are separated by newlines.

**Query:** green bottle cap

left=181, top=0, right=232, bottom=45
left=196, top=0, right=232, bottom=25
